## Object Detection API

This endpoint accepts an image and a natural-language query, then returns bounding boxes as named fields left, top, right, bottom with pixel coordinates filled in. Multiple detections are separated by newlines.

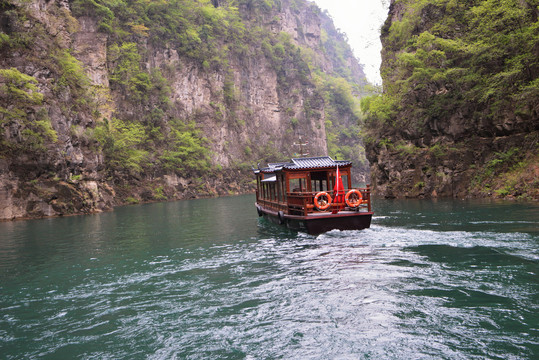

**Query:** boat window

left=311, top=179, right=328, bottom=192
left=331, top=173, right=350, bottom=191
left=341, top=175, right=349, bottom=190
left=278, top=174, right=285, bottom=203
left=283, top=174, right=287, bottom=201
left=311, top=171, right=328, bottom=192
left=289, top=178, right=306, bottom=193
left=266, top=183, right=271, bottom=199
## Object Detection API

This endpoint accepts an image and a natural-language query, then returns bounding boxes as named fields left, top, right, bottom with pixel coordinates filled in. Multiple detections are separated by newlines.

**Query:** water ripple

left=0, top=196, right=537, bottom=359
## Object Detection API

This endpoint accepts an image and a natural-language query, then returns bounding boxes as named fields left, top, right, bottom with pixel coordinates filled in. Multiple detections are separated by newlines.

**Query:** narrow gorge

left=3, top=0, right=536, bottom=220
left=0, top=0, right=369, bottom=220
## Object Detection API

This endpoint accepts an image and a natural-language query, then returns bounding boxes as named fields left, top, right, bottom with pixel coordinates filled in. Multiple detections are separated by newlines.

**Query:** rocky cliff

left=0, top=0, right=368, bottom=219
left=363, top=0, right=538, bottom=200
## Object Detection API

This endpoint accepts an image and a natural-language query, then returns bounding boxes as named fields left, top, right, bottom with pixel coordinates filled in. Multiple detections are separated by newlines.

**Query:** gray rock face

left=0, top=0, right=365, bottom=219
left=367, top=0, right=538, bottom=199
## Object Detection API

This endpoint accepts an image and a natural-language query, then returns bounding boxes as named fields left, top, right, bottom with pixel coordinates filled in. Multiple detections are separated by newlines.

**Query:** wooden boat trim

left=254, top=156, right=373, bottom=234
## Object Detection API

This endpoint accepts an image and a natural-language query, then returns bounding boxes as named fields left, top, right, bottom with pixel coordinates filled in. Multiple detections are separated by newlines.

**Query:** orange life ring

left=345, top=189, right=363, bottom=208
left=314, top=192, right=332, bottom=210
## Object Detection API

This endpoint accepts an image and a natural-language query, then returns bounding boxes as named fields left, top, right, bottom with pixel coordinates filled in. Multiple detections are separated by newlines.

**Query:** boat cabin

left=254, top=156, right=371, bottom=216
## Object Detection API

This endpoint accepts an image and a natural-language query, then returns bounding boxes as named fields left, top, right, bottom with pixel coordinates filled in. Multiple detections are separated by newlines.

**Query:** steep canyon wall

left=0, top=0, right=368, bottom=219
left=364, top=0, right=538, bottom=200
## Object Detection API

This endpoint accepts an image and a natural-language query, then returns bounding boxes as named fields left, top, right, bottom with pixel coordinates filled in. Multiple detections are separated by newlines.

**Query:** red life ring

left=345, top=189, right=363, bottom=208
left=314, top=192, right=332, bottom=210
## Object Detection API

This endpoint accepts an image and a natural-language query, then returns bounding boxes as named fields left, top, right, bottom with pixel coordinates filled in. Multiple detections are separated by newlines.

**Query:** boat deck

left=307, top=210, right=364, bottom=216
left=254, top=156, right=373, bottom=233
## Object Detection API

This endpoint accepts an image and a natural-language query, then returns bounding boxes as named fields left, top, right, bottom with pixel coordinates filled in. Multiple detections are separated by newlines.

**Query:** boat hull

left=256, top=204, right=372, bottom=235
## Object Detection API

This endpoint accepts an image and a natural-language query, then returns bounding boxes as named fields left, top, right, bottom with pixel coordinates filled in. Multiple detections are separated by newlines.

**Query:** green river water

left=0, top=195, right=537, bottom=359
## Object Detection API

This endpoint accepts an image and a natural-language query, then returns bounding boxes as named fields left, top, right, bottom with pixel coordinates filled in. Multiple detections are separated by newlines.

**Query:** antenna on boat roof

left=293, top=136, right=309, bottom=158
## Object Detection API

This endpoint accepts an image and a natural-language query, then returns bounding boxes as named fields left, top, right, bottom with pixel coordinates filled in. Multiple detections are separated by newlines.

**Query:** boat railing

left=287, top=185, right=371, bottom=216
left=255, top=191, right=288, bottom=213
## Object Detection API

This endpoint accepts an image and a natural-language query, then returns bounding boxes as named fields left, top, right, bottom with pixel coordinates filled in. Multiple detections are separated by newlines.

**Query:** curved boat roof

left=255, top=156, right=351, bottom=174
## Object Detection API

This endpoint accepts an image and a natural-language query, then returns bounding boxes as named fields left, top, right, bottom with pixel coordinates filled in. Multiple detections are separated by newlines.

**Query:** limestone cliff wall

left=0, top=0, right=366, bottom=219
left=366, top=0, right=538, bottom=200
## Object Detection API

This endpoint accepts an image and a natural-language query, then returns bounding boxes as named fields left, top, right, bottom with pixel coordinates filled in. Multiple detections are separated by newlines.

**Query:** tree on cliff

left=361, top=0, right=538, bottom=199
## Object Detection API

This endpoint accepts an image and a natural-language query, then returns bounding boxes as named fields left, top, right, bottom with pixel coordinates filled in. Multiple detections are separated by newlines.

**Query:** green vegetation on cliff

left=365, top=0, right=538, bottom=130
left=0, top=68, right=58, bottom=153
left=0, top=0, right=368, bottom=218
left=101, top=0, right=364, bottom=171
left=67, top=0, right=366, bottom=173
left=362, top=0, right=538, bottom=199
left=72, top=0, right=249, bottom=69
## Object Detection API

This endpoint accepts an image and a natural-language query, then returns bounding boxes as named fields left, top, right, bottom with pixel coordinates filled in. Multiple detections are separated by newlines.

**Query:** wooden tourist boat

left=254, top=156, right=373, bottom=235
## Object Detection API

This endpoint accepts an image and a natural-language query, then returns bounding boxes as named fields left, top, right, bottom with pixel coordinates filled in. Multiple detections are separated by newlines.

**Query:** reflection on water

left=0, top=195, right=537, bottom=359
